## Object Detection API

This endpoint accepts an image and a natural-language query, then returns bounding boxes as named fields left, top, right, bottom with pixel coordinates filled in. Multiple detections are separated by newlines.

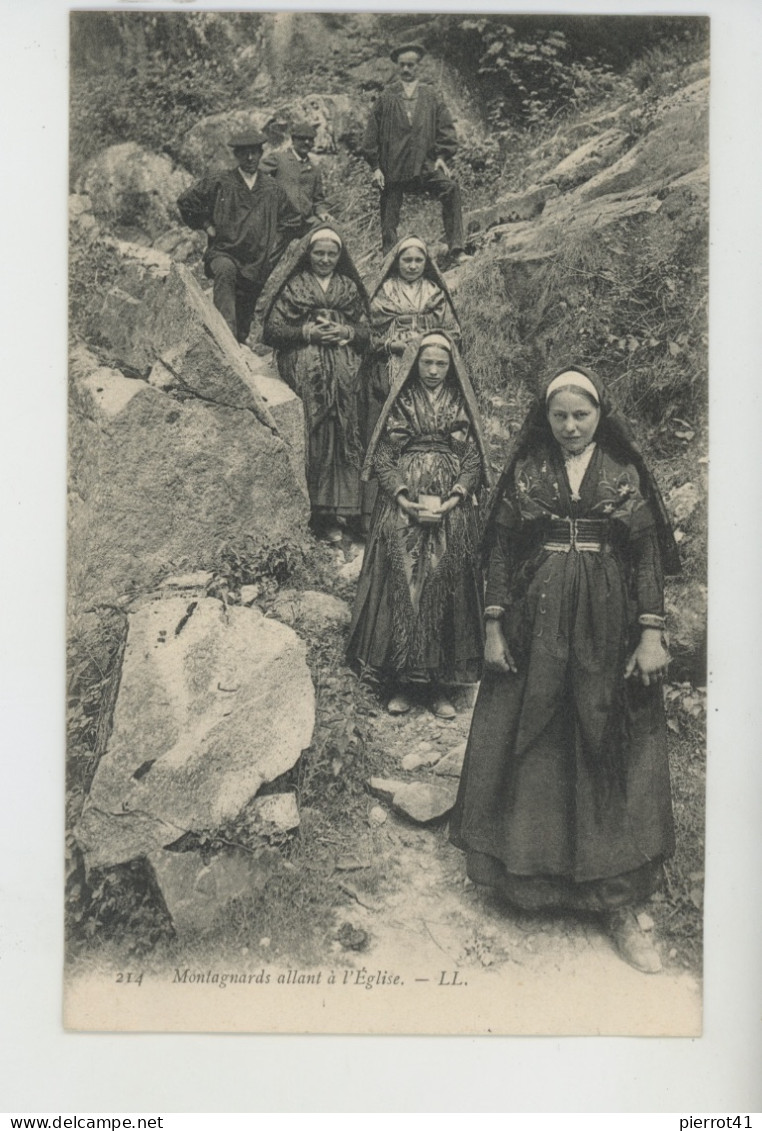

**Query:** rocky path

left=326, top=542, right=702, bottom=1036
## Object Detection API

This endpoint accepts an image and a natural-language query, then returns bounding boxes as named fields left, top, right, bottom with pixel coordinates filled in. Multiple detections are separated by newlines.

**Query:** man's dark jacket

left=362, top=80, right=458, bottom=184
left=177, top=168, right=301, bottom=284
left=260, top=149, right=327, bottom=224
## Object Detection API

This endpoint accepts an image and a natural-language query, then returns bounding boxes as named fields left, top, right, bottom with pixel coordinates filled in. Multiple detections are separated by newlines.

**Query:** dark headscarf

left=482, top=364, right=681, bottom=575
left=361, top=331, right=492, bottom=489
left=259, top=222, right=370, bottom=323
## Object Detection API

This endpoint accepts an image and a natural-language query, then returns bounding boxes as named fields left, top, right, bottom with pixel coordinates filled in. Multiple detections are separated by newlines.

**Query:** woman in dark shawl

left=347, top=332, right=491, bottom=719
left=262, top=225, right=370, bottom=542
left=361, top=236, right=461, bottom=528
left=449, top=365, right=681, bottom=974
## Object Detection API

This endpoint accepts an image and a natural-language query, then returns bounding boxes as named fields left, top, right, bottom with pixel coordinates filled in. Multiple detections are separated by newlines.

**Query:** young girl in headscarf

left=361, top=236, right=461, bottom=528
left=347, top=332, right=490, bottom=719
left=449, top=366, right=681, bottom=974
left=262, top=226, right=370, bottom=543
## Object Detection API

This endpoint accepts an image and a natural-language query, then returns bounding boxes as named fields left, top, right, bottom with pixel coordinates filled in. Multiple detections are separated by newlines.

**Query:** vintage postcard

left=63, top=7, right=709, bottom=1037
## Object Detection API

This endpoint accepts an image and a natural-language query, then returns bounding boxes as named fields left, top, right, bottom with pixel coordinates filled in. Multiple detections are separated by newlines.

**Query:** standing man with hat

left=362, top=43, right=470, bottom=265
left=260, top=122, right=331, bottom=237
left=177, top=129, right=301, bottom=343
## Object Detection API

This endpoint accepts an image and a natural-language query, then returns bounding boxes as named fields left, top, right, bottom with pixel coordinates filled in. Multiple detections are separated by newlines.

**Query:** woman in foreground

left=449, top=366, right=681, bottom=973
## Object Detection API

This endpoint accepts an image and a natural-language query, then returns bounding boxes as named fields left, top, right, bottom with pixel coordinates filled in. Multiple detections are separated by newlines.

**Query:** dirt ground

left=316, top=537, right=702, bottom=1036
left=324, top=690, right=701, bottom=1036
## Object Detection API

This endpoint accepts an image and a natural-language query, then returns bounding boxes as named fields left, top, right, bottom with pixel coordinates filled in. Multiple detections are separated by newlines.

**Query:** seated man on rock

left=260, top=121, right=333, bottom=237
left=177, top=129, right=301, bottom=344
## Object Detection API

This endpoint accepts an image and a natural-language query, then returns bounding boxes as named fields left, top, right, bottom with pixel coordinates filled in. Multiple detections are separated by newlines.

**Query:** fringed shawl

left=481, top=364, right=681, bottom=576
left=259, top=222, right=370, bottom=323
left=362, top=333, right=492, bottom=489
left=367, top=236, right=460, bottom=333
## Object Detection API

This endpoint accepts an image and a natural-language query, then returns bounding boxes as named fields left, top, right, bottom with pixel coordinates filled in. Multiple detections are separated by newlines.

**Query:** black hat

left=390, top=42, right=426, bottom=63
left=228, top=129, right=267, bottom=149
left=291, top=121, right=317, bottom=140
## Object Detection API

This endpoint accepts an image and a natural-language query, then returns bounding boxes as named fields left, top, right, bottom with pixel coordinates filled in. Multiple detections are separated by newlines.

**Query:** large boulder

left=84, top=243, right=275, bottom=423
left=75, top=599, right=315, bottom=868
left=177, top=95, right=365, bottom=177
left=75, top=142, right=193, bottom=241
left=68, top=344, right=309, bottom=607
left=80, top=238, right=307, bottom=485
left=273, top=94, right=365, bottom=154
left=147, top=846, right=282, bottom=936
left=177, top=109, right=277, bottom=177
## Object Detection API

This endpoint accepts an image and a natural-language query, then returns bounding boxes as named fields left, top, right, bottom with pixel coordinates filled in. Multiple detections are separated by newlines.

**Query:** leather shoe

left=431, top=694, right=456, bottom=720
left=387, top=692, right=412, bottom=715
left=607, top=908, right=662, bottom=974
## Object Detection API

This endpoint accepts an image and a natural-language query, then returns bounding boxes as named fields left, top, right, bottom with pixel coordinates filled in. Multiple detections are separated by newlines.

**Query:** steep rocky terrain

left=66, top=13, right=708, bottom=1010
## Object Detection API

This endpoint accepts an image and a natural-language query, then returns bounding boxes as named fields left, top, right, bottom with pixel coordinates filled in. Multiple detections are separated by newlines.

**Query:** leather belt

left=542, top=518, right=610, bottom=553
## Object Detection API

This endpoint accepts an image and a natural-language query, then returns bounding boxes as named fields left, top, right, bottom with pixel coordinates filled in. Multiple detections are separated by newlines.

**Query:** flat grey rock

left=76, top=599, right=314, bottom=868
left=369, top=777, right=458, bottom=825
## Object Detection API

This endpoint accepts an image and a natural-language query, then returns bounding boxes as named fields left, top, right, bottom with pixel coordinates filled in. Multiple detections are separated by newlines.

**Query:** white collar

left=401, top=80, right=419, bottom=98
left=238, top=168, right=258, bottom=189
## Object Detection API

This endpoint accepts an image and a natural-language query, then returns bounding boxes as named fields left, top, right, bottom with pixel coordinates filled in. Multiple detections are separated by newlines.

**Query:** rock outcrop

left=75, top=599, right=315, bottom=870
left=461, top=70, right=708, bottom=264
left=75, top=142, right=193, bottom=242
left=68, top=344, right=308, bottom=608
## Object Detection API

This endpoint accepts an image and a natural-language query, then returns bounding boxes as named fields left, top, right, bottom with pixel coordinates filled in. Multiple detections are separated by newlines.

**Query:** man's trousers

left=208, top=254, right=262, bottom=344
left=379, top=169, right=465, bottom=255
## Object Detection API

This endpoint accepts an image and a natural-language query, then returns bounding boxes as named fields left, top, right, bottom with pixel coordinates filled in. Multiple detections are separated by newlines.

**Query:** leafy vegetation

left=67, top=13, right=708, bottom=976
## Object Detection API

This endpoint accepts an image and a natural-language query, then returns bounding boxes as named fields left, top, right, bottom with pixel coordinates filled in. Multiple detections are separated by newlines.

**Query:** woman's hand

left=625, top=628, right=671, bottom=686
left=484, top=621, right=518, bottom=674
left=319, top=322, right=351, bottom=345
left=432, top=495, right=460, bottom=517
left=395, top=492, right=425, bottom=520
left=205, top=224, right=216, bottom=238
left=305, top=321, right=346, bottom=345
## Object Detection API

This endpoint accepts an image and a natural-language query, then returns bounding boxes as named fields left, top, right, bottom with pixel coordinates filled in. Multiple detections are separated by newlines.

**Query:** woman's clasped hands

left=305, top=318, right=351, bottom=345
left=395, top=491, right=461, bottom=523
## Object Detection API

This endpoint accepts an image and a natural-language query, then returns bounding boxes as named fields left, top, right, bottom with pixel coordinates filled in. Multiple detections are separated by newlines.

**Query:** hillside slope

left=66, top=14, right=708, bottom=988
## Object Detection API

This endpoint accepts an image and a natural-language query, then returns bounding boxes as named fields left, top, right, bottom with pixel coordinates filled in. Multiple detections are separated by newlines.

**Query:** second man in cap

left=260, top=121, right=332, bottom=237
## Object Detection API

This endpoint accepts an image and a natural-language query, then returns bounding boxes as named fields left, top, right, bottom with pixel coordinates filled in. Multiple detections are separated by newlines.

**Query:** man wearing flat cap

left=177, top=129, right=301, bottom=343
left=260, top=122, right=331, bottom=236
left=363, top=43, right=469, bottom=264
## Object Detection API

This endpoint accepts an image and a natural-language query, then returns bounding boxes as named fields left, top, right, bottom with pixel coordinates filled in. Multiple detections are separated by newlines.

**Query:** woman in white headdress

left=361, top=235, right=461, bottom=527
left=449, top=364, right=682, bottom=974
left=347, top=332, right=490, bottom=719
left=262, top=226, right=370, bottom=542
